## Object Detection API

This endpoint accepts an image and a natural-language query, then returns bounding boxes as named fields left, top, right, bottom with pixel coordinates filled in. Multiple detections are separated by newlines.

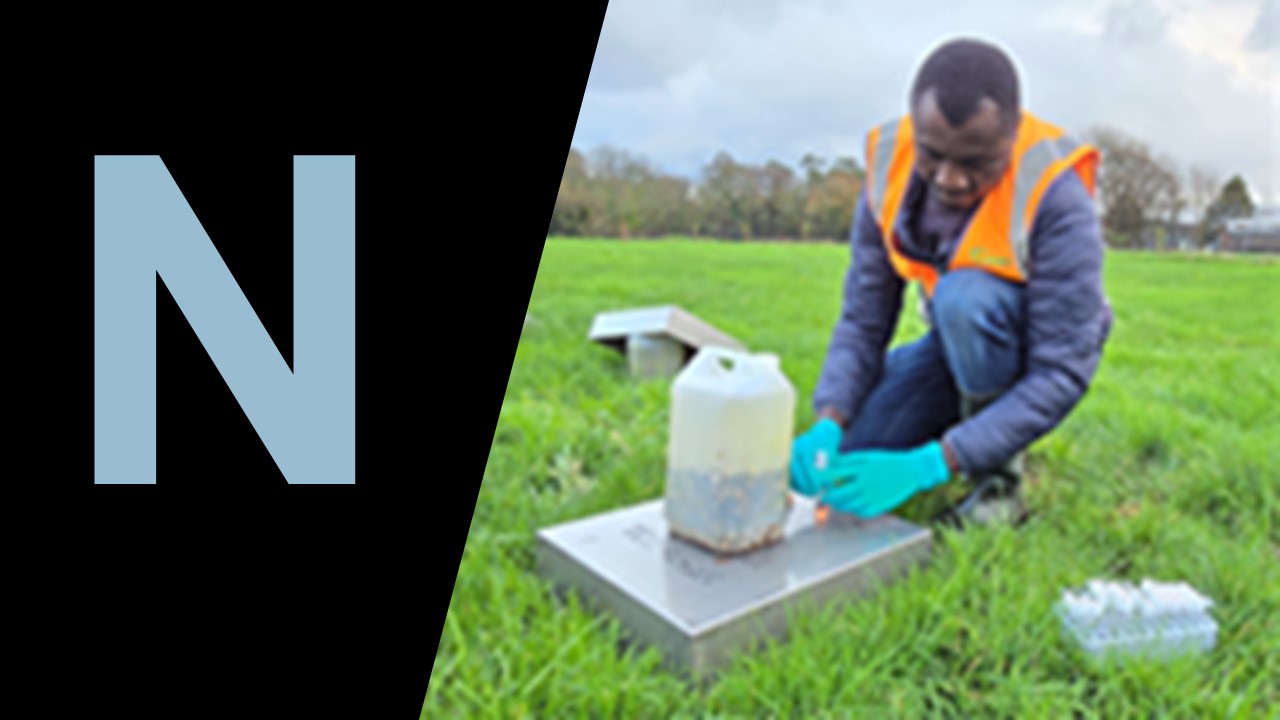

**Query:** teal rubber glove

left=819, top=441, right=952, bottom=517
left=789, top=418, right=843, bottom=497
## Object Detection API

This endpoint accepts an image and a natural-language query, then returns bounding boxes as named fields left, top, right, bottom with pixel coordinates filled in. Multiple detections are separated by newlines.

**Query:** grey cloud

left=584, top=0, right=711, bottom=92
left=585, top=0, right=835, bottom=93
left=685, top=0, right=784, bottom=32
left=1244, top=0, right=1277, bottom=52
left=587, top=52, right=670, bottom=94
left=1102, top=0, right=1171, bottom=46
left=571, top=0, right=1278, bottom=204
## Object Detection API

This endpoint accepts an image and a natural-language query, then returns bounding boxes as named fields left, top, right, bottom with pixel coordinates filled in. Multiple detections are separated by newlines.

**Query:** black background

left=16, top=6, right=610, bottom=718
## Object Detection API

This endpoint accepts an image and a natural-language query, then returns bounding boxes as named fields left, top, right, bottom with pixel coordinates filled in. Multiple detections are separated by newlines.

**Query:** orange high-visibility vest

left=863, top=111, right=1100, bottom=297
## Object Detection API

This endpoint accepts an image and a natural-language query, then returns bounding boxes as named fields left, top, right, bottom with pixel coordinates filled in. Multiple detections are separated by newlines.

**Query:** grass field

left=423, top=238, right=1278, bottom=718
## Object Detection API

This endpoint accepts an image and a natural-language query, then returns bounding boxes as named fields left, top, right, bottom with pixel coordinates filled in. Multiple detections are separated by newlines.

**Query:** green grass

left=423, top=239, right=1279, bottom=718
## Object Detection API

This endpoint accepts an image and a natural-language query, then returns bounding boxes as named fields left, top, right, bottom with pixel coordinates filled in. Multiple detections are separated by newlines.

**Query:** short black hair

left=910, top=38, right=1020, bottom=134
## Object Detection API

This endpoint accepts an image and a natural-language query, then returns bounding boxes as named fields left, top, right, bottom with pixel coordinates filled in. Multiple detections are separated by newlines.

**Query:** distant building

left=1168, top=209, right=1202, bottom=250
left=1133, top=217, right=1200, bottom=251
left=1220, top=208, right=1280, bottom=254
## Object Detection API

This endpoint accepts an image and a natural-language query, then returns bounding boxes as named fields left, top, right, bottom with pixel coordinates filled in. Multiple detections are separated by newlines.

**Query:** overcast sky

left=571, top=0, right=1279, bottom=206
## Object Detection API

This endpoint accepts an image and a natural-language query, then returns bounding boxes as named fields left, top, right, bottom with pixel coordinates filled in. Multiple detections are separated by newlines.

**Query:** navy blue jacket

left=812, top=169, right=1113, bottom=473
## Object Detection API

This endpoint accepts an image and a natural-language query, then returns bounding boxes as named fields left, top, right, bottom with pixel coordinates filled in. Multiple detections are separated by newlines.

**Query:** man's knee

left=931, top=269, right=1023, bottom=346
left=836, top=334, right=960, bottom=452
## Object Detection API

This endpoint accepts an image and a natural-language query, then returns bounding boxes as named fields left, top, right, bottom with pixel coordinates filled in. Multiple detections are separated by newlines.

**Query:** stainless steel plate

left=535, top=495, right=933, bottom=679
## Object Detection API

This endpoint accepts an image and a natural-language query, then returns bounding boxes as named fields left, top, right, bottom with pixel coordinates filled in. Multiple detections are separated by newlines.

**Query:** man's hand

left=820, top=441, right=952, bottom=517
left=789, top=417, right=844, bottom=497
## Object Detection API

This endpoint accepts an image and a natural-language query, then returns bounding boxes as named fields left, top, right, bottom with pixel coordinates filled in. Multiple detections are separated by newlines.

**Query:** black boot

left=932, top=392, right=1029, bottom=529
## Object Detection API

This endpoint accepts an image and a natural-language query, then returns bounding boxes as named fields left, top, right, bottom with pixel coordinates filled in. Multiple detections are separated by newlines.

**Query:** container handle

left=693, top=344, right=749, bottom=375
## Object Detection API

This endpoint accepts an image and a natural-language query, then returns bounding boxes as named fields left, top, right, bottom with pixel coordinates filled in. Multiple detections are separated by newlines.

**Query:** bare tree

left=1188, top=166, right=1221, bottom=219
left=807, top=156, right=862, bottom=241
left=799, top=154, right=826, bottom=239
left=637, top=174, right=693, bottom=238
left=1086, top=126, right=1183, bottom=248
left=550, top=148, right=599, bottom=236
left=1187, top=165, right=1221, bottom=247
left=588, top=146, right=655, bottom=239
left=757, top=160, right=802, bottom=240
left=700, top=152, right=761, bottom=240
left=1150, top=154, right=1185, bottom=250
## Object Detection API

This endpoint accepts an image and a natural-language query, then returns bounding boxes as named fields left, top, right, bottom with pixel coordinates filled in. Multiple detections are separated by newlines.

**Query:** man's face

left=911, top=87, right=1017, bottom=211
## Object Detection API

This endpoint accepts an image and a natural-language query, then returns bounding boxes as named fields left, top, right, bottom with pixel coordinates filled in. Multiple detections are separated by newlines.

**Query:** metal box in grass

left=535, top=495, right=933, bottom=680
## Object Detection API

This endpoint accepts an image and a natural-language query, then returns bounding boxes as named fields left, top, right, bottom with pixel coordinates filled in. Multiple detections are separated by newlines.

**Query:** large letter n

left=94, top=156, right=355, bottom=484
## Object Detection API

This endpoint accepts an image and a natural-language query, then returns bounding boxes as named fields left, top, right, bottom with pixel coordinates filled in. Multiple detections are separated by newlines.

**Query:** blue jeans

left=839, top=269, right=1026, bottom=452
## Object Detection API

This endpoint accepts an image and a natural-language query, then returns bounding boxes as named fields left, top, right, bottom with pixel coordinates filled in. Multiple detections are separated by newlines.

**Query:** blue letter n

left=94, top=156, right=355, bottom=484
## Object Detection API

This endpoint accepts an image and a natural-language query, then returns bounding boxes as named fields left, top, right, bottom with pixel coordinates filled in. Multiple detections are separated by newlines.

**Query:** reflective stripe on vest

left=863, top=111, right=1099, bottom=297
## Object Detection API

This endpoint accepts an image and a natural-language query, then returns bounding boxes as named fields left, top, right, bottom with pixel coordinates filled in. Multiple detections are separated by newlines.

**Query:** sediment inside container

left=664, top=467, right=790, bottom=555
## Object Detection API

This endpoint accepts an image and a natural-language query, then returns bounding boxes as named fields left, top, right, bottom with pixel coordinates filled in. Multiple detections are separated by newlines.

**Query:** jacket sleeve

left=942, top=170, right=1114, bottom=473
left=811, top=190, right=906, bottom=422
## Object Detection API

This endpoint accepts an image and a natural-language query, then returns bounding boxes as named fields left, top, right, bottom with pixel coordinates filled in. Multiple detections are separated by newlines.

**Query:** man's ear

left=1005, top=107, right=1023, bottom=133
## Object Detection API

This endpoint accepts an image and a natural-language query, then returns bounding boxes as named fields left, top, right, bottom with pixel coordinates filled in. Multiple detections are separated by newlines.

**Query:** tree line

left=1085, top=126, right=1256, bottom=250
left=551, top=125, right=1259, bottom=249
left=551, top=147, right=864, bottom=241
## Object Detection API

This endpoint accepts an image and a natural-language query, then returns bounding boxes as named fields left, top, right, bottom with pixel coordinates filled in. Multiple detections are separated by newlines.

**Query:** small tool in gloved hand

left=814, top=502, right=831, bottom=526
left=789, top=417, right=843, bottom=497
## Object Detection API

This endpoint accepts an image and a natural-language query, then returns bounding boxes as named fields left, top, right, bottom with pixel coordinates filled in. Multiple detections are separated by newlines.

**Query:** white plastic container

left=664, top=345, right=796, bottom=554
left=627, top=332, right=686, bottom=379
